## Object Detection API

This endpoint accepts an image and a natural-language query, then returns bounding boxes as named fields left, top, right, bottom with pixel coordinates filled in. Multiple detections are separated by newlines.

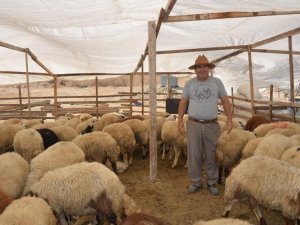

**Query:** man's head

left=189, top=55, right=215, bottom=81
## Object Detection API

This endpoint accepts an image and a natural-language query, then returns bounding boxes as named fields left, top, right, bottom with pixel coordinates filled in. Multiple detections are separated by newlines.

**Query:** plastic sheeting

left=0, top=0, right=299, bottom=92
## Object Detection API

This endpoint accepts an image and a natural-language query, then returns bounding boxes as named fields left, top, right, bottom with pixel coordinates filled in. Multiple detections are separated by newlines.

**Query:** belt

left=188, top=117, right=218, bottom=124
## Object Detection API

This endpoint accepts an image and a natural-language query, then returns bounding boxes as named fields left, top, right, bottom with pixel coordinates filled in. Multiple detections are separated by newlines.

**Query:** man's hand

left=226, top=119, right=233, bottom=133
left=178, top=120, right=186, bottom=134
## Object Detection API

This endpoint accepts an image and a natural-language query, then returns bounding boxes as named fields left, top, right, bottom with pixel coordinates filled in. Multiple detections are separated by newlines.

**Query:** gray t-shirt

left=182, top=76, right=227, bottom=120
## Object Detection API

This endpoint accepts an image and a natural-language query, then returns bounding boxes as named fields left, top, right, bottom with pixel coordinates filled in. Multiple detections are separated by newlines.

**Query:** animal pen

left=0, top=1, right=300, bottom=181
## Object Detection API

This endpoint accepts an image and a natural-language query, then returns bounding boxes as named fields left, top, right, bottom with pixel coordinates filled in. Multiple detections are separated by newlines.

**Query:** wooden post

left=288, top=36, right=296, bottom=122
left=231, top=87, right=234, bottom=116
left=141, top=58, right=145, bottom=115
left=148, top=21, right=158, bottom=182
left=53, top=76, right=58, bottom=120
left=25, top=51, right=31, bottom=119
left=18, top=85, right=23, bottom=119
left=167, top=74, right=171, bottom=98
left=269, top=84, right=273, bottom=120
left=96, top=77, right=99, bottom=119
left=247, top=46, right=255, bottom=115
left=129, top=73, right=133, bottom=116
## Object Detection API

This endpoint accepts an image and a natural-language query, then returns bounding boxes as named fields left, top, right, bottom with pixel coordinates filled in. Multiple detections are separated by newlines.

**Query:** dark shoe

left=207, top=184, right=219, bottom=196
left=188, top=184, right=202, bottom=193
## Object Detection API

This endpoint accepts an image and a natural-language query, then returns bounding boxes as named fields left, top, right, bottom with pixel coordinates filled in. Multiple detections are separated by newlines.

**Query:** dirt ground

left=118, top=152, right=283, bottom=225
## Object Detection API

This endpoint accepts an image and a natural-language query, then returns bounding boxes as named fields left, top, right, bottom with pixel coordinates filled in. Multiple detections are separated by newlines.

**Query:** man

left=178, top=54, right=233, bottom=196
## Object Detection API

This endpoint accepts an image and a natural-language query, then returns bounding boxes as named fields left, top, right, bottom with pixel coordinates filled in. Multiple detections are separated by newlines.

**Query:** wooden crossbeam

left=0, top=41, right=25, bottom=52
left=166, top=11, right=300, bottom=23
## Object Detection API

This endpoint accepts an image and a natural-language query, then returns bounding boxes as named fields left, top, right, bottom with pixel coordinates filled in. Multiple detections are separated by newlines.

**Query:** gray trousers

left=186, top=120, right=220, bottom=186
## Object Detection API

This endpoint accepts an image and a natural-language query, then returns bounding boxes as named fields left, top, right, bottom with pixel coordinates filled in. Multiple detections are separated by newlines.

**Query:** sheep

left=2, top=118, right=22, bottom=125
left=64, top=117, right=82, bottom=129
left=223, top=155, right=300, bottom=225
left=254, top=133, right=299, bottom=159
left=240, top=137, right=263, bottom=160
left=102, top=123, right=136, bottom=165
left=0, top=187, right=12, bottom=214
left=217, top=115, right=243, bottom=129
left=216, top=129, right=255, bottom=183
left=50, top=125, right=78, bottom=141
left=0, top=152, right=29, bottom=199
left=72, top=131, right=121, bottom=173
left=65, top=112, right=93, bottom=121
left=22, top=141, right=85, bottom=196
left=122, top=119, right=149, bottom=159
left=74, top=193, right=140, bottom=225
left=0, top=196, right=56, bottom=225
left=21, top=118, right=44, bottom=128
left=76, top=117, right=97, bottom=134
left=93, top=112, right=125, bottom=131
left=13, top=128, right=44, bottom=162
left=193, top=218, right=254, bottom=225
left=161, top=120, right=187, bottom=168
left=280, top=145, right=300, bottom=169
left=30, top=162, right=126, bottom=225
left=265, top=127, right=300, bottom=137
left=55, top=116, right=70, bottom=125
left=31, top=121, right=60, bottom=129
left=0, top=124, right=23, bottom=154
left=253, top=121, right=300, bottom=137
left=120, top=212, right=172, bottom=225
left=245, top=115, right=271, bottom=132
left=36, top=128, right=60, bottom=149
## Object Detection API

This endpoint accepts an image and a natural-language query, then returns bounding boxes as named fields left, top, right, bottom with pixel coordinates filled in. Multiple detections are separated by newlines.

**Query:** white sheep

left=65, top=112, right=93, bottom=121
left=93, top=112, right=125, bottom=131
left=64, top=117, right=82, bottom=129
left=122, top=119, right=149, bottom=159
left=240, top=137, right=263, bottom=160
left=0, top=124, right=23, bottom=154
left=254, top=133, right=299, bottom=159
left=72, top=131, right=121, bottom=173
left=0, top=196, right=56, bottom=225
left=265, top=127, right=300, bottom=137
left=21, top=119, right=44, bottom=128
left=161, top=120, right=187, bottom=168
left=0, top=152, right=29, bottom=199
left=102, top=123, right=136, bottom=165
left=31, top=121, right=60, bottom=129
left=30, top=162, right=126, bottom=225
left=76, top=117, right=97, bottom=134
left=23, top=141, right=85, bottom=196
left=2, top=118, right=22, bottom=125
left=193, top=218, right=254, bottom=225
left=13, top=128, right=44, bottom=162
left=216, top=129, right=255, bottom=183
left=223, top=155, right=300, bottom=225
left=280, top=145, right=300, bottom=169
left=254, top=121, right=300, bottom=137
left=217, top=115, right=243, bottom=129
left=50, top=125, right=78, bottom=141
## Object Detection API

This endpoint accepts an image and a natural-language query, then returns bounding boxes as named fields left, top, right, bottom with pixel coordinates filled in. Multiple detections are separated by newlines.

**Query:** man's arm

left=178, top=97, right=188, bottom=134
left=220, top=96, right=233, bottom=133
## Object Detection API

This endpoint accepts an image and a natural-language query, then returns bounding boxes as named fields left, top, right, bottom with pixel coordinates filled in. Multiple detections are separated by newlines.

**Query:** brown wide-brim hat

left=188, top=54, right=216, bottom=70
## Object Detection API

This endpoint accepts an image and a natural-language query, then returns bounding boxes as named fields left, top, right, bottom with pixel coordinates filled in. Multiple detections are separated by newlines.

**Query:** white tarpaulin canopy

left=0, top=0, right=300, bottom=91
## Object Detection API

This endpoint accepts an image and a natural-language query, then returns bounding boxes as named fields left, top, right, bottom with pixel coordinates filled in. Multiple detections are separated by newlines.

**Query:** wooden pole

left=269, top=85, right=273, bottom=120
left=129, top=73, right=133, bottom=116
left=288, top=36, right=296, bottom=122
left=18, top=85, right=23, bottom=119
left=53, top=76, right=58, bottom=120
left=25, top=51, right=31, bottom=119
left=167, top=74, right=171, bottom=98
left=231, top=87, right=234, bottom=116
left=148, top=21, right=158, bottom=182
left=96, top=77, right=99, bottom=119
left=141, top=58, right=145, bottom=115
left=247, top=46, right=255, bottom=115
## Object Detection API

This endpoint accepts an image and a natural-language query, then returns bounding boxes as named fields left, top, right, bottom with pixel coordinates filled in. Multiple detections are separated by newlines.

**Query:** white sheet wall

left=0, top=0, right=299, bottom=92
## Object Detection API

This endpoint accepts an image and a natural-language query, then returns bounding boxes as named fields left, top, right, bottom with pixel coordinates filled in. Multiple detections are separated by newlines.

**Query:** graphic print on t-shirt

left=194, top=85, right=211, bottom=103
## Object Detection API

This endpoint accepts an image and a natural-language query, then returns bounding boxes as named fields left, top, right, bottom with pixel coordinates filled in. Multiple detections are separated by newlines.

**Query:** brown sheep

left=245, top=115, right=271, bottom=132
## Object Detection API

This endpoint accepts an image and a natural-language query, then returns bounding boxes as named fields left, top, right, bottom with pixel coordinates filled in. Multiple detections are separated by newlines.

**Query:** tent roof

left=0, top=0, right=300, bottom=90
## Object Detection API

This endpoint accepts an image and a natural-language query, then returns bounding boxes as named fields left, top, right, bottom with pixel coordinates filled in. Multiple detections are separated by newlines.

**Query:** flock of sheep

left=0, top=112, right=300, bottom=225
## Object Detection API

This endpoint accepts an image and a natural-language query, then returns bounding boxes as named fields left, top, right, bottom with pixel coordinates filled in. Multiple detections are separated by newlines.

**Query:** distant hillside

left=2, top=75, right=190, bottom=88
